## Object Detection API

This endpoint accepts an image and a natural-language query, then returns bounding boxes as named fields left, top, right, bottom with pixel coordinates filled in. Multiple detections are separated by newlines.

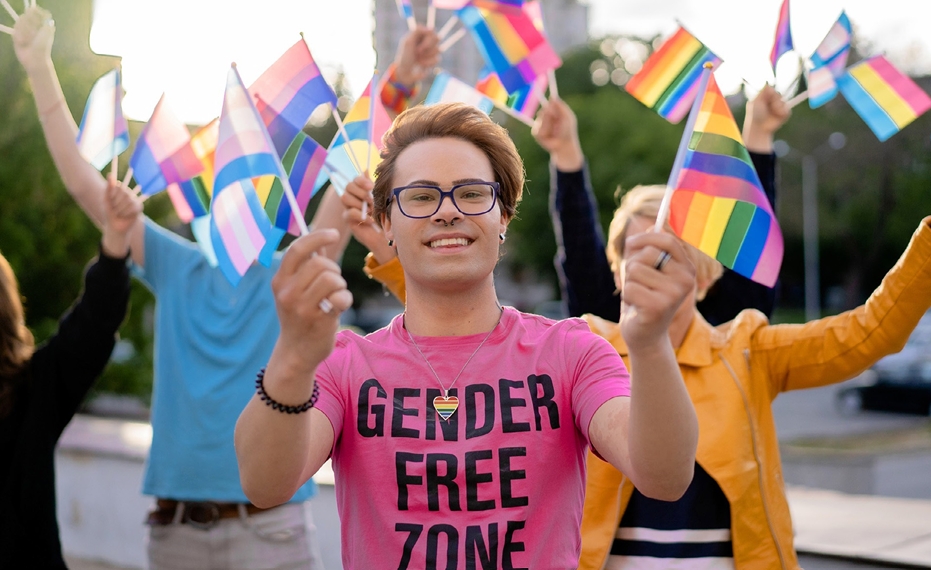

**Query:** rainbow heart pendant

left=433, top=395, right=459, bottom=421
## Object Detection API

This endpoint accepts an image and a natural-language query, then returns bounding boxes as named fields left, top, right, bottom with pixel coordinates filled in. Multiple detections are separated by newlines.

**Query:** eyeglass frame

left=387, top=181, right=501, bottom=219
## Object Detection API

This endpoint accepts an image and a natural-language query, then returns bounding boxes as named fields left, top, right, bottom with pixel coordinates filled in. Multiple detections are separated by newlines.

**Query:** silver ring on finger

left=653, top=250, right=672, bottom=272
left=318, top=298, right=334, bottom=314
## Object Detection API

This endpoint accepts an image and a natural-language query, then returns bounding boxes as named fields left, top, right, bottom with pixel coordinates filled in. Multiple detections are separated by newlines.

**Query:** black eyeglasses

left=389, top=181, right=500, bottom=219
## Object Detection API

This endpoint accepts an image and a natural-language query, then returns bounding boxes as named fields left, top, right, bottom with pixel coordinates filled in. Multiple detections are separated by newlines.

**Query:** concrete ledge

left=787, top=486, right=931, bottom=567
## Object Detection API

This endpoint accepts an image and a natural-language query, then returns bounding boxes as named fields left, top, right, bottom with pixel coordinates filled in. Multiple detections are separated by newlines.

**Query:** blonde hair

left=606, top=185, right=724, bottom=300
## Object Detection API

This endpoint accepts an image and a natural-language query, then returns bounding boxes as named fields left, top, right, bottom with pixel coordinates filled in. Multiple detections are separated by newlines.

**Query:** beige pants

left=146, top=501, right=325, bottom=570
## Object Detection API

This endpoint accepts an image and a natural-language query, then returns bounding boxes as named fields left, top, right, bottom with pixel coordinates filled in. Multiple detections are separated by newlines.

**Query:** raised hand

left=743, top=84, right=792, bottom=153
left=100, top=175, right=142, bottom=258
left=392, top=25, right=441, bottom=88
left=531, top=97, right=584, bottom=172
left=619, top=230, right=695, bottom=352
left=271, top=229, right=353, bottom=371
left=341, top=174, right=396, bottom=264
left=11, top=4, right=53, bottom=73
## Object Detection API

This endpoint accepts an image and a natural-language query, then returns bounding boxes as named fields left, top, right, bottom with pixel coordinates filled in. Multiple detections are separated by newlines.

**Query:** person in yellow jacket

left=343, top=178, right=931, bottom=569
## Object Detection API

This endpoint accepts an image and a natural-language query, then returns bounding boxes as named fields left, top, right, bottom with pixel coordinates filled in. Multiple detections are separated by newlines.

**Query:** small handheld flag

left=837, top=55, right=931, bottom=141
left=76, top=68, right=129, bottom=171
left=662, top=65, right=783, bottom=287
left=806, top=12, right=852, bottom=109
left=770, top=0, right=793, bottom=71
left=130, top=95, right=204, bottom=196
left=625, top=27, right=722, bottom=124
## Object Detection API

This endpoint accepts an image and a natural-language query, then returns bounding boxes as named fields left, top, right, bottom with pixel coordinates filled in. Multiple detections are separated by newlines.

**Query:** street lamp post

left=774, top=132, right=846, bottom=321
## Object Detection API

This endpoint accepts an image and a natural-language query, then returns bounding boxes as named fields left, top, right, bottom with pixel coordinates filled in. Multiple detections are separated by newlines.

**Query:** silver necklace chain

left=404, top=307, right=504, bottom=398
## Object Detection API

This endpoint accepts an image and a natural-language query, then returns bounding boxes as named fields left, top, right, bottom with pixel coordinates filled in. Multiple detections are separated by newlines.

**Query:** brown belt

left=147, top=498, right=271, bottom=529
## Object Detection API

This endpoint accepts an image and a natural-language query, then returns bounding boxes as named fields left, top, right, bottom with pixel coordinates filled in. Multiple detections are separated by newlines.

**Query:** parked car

left=836, top=310, right=931, bottom=416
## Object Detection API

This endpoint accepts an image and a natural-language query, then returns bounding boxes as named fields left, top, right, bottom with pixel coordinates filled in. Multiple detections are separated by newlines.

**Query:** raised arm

left=696, top=84, right=791, bottom=323
left=534, top=98, right=619, bottom=320
left=588, top=230, right=698, bottom=501
left=35, top=177, right=140, bottom=437
left=235, top=229, right=352, bottom=508
left=380, top=25, right=440, bottom=117
left=12, top=6, right=145, bottom=266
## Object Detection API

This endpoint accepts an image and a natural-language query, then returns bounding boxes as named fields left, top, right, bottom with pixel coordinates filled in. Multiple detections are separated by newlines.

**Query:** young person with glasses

left=235, top=102, right=700, bottom=569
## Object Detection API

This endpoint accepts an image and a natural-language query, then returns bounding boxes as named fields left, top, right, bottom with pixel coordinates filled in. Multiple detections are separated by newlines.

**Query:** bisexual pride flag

left=130, top=94, right=204, bottom=197
left=770, top=0, right=793, bottom=70
left=248, top=38, right=338, bottom=157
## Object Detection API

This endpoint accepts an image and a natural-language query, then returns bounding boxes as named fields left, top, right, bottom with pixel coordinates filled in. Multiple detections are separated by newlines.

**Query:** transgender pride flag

left=76, top=68, right=129, bottom=171
left=248, top=38, right=338, bottom=158
left=211, top=65, right=293, bottom=286
left=130, top=94, right=204, bottom=196
left=807, top=12, right=852, bottom=109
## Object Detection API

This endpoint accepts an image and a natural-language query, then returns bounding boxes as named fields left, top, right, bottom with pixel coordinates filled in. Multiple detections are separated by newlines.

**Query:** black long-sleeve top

left=0, top=249, right=130, bottom=569
left=550, top=152, right=778, bottom=324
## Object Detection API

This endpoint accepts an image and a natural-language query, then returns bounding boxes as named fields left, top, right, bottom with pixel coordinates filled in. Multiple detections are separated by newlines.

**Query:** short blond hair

left=606, top=185, right=724, bottom=300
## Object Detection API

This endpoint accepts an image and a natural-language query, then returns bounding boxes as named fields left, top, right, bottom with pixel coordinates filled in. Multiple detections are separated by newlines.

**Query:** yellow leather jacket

left=579, top=217, right=931, bottom=570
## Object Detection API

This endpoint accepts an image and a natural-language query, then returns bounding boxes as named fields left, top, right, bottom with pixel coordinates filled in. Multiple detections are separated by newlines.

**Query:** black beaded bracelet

left=255, top=367, right=318, bottom=414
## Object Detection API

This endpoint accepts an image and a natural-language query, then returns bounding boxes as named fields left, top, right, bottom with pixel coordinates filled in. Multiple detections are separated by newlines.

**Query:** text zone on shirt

left=356, top=374, right=564, bottom=569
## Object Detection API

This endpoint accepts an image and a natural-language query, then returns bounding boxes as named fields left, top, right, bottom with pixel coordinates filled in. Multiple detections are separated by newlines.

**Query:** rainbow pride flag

left=130, top=95, right=204, bottom=197
left=456, top=4, right=560, bottom=93
left=165, top=119, right=218, bottom=223
left=313, top=75, right=391, bottom=195
left=837, top=55, right=931, bottom=142
left=76, top=68, right=129, bottom=171
left=806, top=12, right=852, bottom=109
left=426, top=71, right=495, bottom=114
left=248, top=38, right=337, bottom=157
left=473, top=0, right=525, bottom=14
left=475, top=66, right=545, bottom=126
left=668, top=72, right=783, bottom=287
left=770, top=0, right=793, bottom=70
left=212, top=66, right=289, bottom=285
left=626, top=27, right=722, bottom=124
left=255, top=132, right=328, bottom=236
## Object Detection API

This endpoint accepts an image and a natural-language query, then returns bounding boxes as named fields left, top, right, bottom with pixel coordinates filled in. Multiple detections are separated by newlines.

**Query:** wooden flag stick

left=547, top=69, right=559, bottom=100
left=655, top=63, right=715, bottom=232
left=330, top=107, right=364, bottom=177
left=0, top=23, right=12, bottom=34
left=1, top=0, right=19, bottom=21
left=439, top=27, right=466, bottom=53
left=427, top=2, right=436, bottom=29
left=785, top=90, right=808, bottom=109
left=437, top=15, right=458, bottom=40
left=121, top=166, right=134, bottom=189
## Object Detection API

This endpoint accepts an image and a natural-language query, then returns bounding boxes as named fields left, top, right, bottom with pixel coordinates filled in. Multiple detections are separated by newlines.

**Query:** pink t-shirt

left=314, top=307, right=630, bottom=569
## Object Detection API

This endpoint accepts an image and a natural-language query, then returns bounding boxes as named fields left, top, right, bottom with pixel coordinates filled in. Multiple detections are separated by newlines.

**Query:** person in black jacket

left=0, top=176, right=141, bottom=568
left=534, top=85, right=790, bottom=323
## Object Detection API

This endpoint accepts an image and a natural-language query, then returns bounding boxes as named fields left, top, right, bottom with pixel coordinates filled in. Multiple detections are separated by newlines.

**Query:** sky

left=88, top=0, right=931, bottom=125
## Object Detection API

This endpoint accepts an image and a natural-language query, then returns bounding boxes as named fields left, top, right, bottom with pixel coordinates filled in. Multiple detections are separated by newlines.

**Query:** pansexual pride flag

left=426, top=71, right=495, bottom=114
left=668, top=72, right=783, bottom=287
left=130, top=95, right=204, bottom=196
left=76, top=68, right=129, bottom=171
left=165, top=119, right=218, bottom=223
left=626, top=27, right=722, bottom=124
left=248, top=38, right=338, bottom=158
left=807, top=12, right=852, bottom=109
left=255, top=132, right=328, bottom=235
left=314, top=75, right=391, bottom=195
left=770, top=0, right=793, bottom=70
left=212, top=66, right=289, bottom=285
left=456, top=4, right=560, bottom=93
left=837, top=55, right=931, bottom=142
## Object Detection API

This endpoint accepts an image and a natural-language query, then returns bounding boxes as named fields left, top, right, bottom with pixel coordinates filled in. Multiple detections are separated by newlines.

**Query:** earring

left=499, top=234, right=506, bottom=243
left=387, top=239, right=394, bottom=247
